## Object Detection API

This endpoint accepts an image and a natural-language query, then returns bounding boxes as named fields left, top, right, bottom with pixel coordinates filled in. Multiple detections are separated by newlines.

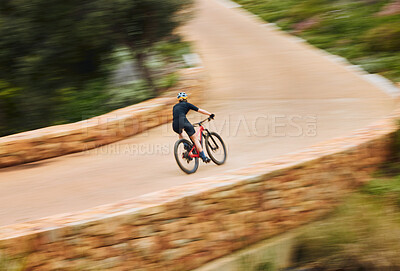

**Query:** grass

left=0, top=253, right=25, bottom=271
left=293, top=192, right=400, bottom=269
left=234, top=0, right=400, bottom=83
left=291, top=127, right=400, bottom=270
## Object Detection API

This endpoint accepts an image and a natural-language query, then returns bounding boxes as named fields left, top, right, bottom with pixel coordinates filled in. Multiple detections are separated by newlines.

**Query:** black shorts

left=173, top=118, right=195, bottom=136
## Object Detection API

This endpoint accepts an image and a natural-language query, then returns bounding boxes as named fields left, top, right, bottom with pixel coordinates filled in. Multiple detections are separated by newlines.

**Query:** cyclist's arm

left=188, top=103, right=213, bottom=117
left=198, top=108, right=212, bottom=116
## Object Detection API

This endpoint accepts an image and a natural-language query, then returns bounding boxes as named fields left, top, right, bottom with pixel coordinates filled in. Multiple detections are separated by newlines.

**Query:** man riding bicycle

left=172, top=92, right=214, bottom=163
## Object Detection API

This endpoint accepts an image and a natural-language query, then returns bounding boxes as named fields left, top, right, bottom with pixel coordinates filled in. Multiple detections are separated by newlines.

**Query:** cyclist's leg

left=185, top=122, right=210, bottom=162
left=174, top=120, right=191, bottom=150
left=189, top=134, right=202, bottom=153
left=183, top=121, right=201, bottom=151
left=191, top=134, right=210, bottom=162
left=173, top=120, right=184, bottom=139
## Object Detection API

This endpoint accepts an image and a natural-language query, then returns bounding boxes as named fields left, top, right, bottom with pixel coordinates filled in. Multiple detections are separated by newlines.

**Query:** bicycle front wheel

left=174, top=139, right=199, bottom=174
left=205, top=132, right=227, bottom=165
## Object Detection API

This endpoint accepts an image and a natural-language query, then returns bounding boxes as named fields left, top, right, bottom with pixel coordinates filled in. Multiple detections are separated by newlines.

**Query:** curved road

left=0, top=0, right=396, bottom=226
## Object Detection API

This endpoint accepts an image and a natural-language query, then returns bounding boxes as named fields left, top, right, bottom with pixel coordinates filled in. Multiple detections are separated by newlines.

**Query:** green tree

left=0, top=0, right=115, bottom=134
left=109, top=0, right=192, bottom=95
left=0, top=0, right=192, bottom=136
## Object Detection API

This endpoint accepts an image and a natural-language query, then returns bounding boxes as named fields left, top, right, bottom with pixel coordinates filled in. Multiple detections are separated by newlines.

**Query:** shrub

left=393, top=120, right=400, bottom=161
left=254, top=262, right=273, bottom=271
left=157, top=73, right=179, bottom=90
left=364, top=23, right=400, bottom=52
left=107, top=80, right=152, bottom=109
left=288, top=0, right=330, bottom=22
left=154, top=37, right=191, bottom=63
left=0, top=252, right=26, bottom=271
left=361, top=177, right=400, bottom=195
left=293, top=193, right=400, bottom=270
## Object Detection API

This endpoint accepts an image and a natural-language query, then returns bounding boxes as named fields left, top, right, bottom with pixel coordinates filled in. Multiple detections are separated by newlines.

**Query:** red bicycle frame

left=188, top=125, right=205, bottom=158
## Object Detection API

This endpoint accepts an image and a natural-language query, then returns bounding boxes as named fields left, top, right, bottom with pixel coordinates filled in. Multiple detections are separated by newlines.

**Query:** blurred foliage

left=156, top=72, right=179, bottom=90
left=107, top=80, right=152, bottom=110
left=234, top=0, right=400, bottom=83
left=109, top=0, right=193, bottom=93
left=373, top=123, right=400, bottom=177
left=0, top=252, right=25, bottom=271
left=0, top=0, right=193, bottom=136
left=254, top=262, right=273, bottom=271
left=393, top=121, right=400, bottom=161
left=288, top=0, right=330, bottom=22
left=239, top=254, right=275, bottom=271
left=293, top=192, right=400, bottom=270
left=364, top=23, right=400, bottom=51
left=291, top=126, right=400, bottom=270
left=154, top=38, right=192, bottom=63
left=362, top=176, right=400, bottom=196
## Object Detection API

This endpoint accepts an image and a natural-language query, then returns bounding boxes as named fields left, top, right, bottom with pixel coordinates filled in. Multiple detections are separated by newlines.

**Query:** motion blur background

left=1, top=0, right=400, bottom=270
left=1, top=0, right=399, bottom=137
left=0, top=0, right=193, bottom=137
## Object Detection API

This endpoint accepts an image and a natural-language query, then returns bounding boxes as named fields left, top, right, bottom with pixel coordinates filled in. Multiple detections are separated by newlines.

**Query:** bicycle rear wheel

left=205, top=132, right=227, bottom=165
left=174, top=139, right=199, bottom=174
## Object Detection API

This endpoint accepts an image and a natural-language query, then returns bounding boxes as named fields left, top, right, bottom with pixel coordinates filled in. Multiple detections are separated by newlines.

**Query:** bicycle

left=174, top=117, right=227, bottom=174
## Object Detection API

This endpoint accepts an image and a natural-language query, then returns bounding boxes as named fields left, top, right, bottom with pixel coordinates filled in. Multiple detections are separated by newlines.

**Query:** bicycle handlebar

left=193, top=117, right=213, bottom=127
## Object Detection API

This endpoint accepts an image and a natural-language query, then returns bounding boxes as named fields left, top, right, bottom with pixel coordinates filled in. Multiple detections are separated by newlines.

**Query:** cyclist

left=173, top=92, right=215, bottom=163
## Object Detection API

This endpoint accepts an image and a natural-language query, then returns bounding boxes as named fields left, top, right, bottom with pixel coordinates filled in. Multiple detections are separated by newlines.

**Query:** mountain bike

left=174, top=117, right=227, bottom=174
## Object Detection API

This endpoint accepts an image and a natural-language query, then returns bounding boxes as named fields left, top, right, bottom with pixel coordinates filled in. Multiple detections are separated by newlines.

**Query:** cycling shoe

left=201, top=156, right=211, bottom=163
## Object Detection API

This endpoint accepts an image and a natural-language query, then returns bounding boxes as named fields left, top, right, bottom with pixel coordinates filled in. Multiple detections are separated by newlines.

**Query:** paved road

left=0, top=0, right=396, bottom=226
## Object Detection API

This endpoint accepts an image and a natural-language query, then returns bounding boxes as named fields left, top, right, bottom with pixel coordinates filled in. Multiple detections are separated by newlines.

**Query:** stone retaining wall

left=0, top=107, right=398, bottom=270
left=0, top=68, right=204, bottom=169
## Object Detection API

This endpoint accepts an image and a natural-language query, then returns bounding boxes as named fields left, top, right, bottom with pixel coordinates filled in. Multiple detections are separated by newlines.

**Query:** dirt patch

left=377, top=0, right=400, bottom=16
left=293, top=16, right=320, bottom=33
